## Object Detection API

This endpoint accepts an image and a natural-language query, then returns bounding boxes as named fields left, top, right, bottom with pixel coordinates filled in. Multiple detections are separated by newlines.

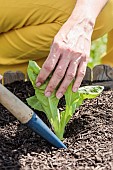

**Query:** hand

left=0, top=75, right=2, bottom=81
left=36, top=17, right=94, bottom=99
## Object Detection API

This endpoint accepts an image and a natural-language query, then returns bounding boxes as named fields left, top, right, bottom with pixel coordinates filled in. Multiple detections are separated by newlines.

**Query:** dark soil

left=0, top=81, right=113, bottom=170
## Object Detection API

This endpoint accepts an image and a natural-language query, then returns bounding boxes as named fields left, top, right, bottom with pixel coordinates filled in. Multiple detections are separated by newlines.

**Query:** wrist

left=69, top=5, right=96, bottom=27
left=70, top=0, right=108, bottom=23
left=67, top=3, right=97, bottom=35
left=68, top=14, right=95, bottom=35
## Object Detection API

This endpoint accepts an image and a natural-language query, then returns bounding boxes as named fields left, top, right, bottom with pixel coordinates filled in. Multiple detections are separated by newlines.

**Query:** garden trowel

left=0, top=83, right=66, bottom=149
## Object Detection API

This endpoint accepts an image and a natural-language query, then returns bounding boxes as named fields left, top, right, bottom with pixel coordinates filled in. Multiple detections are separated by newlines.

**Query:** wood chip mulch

left=0, top=81, right=113, bottom=170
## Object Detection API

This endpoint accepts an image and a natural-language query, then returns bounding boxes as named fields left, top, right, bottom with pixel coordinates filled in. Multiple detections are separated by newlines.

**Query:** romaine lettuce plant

left=27, top=60, right=104, bottom=140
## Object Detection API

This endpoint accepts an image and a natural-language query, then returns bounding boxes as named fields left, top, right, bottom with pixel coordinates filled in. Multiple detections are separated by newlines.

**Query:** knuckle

left=75, top=82, right=81, bottom=88
left=70, top=47, right=76, bottom=52
left=66, top=72, right=75, bottom=80
left=48, top=84, right=56, bottom=91
left=53, top=41, right=63, bottom=51
left=54, top=41, right=59, bottom=48
left=57, top=86, right=67, bottom=96
left=61, top=86, right=67, bottom=92
left=74, top=85, right=80, bottom=89
left=53, top=38, right=60, bottom=47
left=76, top=82, right=81, bottom=86
left=43, top=64, right=54, bottom=72
left=66, top=47, right=71, bottom=53
left=81, top=54, right=87, bottom=61
left=55, top=68, right=64, bottom=79
left=74, top=82, right=81, bottom=88
left=36, top=77, right=43, bottom=83
left=78, top=71, right=85, bottom=77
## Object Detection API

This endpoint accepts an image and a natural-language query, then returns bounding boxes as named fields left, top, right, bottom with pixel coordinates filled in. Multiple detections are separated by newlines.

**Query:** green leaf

left=78, top=86, right=104, bottom=99
left=57, top=84, right=104, bottom=140
left=35, top=88, right=60, bottom=127
left=27, top=60, right=60, bottom=134
left=57, top=82, right=82, bottom=139
left=27, top=60, right=40, bottom=86
left=26, top=95, right=45, bottom=112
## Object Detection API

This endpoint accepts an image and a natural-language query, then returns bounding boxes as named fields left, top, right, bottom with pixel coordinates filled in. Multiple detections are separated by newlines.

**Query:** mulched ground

left=0, top=81, right=113, bottom=170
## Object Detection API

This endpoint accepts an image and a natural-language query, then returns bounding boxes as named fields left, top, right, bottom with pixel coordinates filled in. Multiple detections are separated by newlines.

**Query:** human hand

left=36, top=17, right=94, bottom=99
left=0, top=75, right=2, bottom=81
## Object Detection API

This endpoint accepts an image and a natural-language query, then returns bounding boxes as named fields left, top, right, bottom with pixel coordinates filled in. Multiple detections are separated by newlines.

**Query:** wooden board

left=3, top=71, right=25, bottom=85
left=93, top=65, right=113, bottom=81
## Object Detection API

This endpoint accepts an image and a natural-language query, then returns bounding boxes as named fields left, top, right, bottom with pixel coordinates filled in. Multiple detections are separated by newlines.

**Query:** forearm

left=69, top=0, right=109, bottom=27
left=59, top=0, right=109, bottom=35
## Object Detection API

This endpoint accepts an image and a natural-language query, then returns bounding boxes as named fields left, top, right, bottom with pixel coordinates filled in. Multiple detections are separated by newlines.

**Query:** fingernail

left=56, top=93, right=63, bottom=99
left=36, top=82, right=41, bottom=87
left=45, top=91, right=51, bottom=97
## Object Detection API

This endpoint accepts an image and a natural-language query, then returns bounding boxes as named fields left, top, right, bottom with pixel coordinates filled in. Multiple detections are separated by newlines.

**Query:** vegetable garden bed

left=0, top=64, right=113, bottom=170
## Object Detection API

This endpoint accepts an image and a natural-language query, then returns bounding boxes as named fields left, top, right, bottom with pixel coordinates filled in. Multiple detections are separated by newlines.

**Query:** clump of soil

left=0, top=81, right=113, bottom=170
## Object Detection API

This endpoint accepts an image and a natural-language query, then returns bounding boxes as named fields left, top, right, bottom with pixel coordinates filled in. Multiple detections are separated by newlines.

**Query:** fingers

left=72, top=59, right=87, bottom=92
left=44, top=53, right=87, bottom=99
left=44, top=54, right=70, bottom=97
left=36, top=50, right=87, bottom=99
left=36, top=44, right=60, bottom=86
left=55, top=59, right=79, bottom=99
left=55, top=55, right=87, bottom=99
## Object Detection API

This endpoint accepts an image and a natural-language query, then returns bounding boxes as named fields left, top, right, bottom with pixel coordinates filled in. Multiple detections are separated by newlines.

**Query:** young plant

left=27, top=60, right=104, bottom=140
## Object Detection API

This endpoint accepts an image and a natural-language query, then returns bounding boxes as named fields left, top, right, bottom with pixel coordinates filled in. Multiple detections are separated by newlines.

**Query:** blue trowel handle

left=0, top=83, right=66, bottom=148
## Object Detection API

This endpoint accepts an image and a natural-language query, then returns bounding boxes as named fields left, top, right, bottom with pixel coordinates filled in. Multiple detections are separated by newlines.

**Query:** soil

left=0, top=81, right=113, bottom=170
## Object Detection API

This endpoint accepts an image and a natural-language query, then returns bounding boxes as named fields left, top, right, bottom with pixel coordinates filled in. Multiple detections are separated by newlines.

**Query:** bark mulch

left=0, top=81, right=113, bottom=170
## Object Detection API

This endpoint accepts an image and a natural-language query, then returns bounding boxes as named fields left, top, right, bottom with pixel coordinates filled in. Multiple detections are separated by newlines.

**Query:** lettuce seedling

left=27, top=60, right=104, bottom=140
